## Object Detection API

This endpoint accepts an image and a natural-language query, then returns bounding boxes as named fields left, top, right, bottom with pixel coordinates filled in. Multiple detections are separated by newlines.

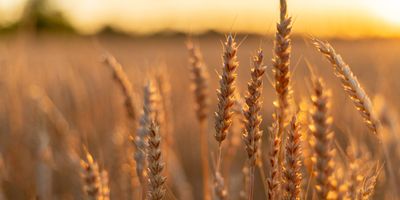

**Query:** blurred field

left=0, top=33, right=399, bottom=199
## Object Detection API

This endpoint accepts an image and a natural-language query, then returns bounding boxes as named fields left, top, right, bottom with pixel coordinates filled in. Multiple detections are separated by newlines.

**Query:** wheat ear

left=80, top=152, right=101, bottom=200
left=267, top=117, right=281, bottom=200
left=357, top=164, right=381, bottom=200
left=187, top=40, right=211, bottom=200
left=242, top=49, right=265, bottom=200
left=309, top=78, right=334, bottom=199
left=133, top=80, right=158, bottom=193
left=283, top=115, right=302, bottom=200
left=272, top=0, right=293, bottom=137
left=100, top=170, right=110, bottom=200
left=213, top=34, right=238, bottom=200
left=147, top=121, right=166, bottom=200
left=313, top=39, right=380, bottom=136
left=103, top=53, right=137, bottom=125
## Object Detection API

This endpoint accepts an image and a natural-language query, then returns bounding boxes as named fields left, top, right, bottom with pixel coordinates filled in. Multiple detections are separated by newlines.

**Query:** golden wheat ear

left=312, top=38, right=380, bottom=136
left=282, top=115, right=302, bottom=200
left=80, top=151, right=102, bottom=200
left=242, top=49, right=265, bottom=200
left=146, top=121, right=167, bottom=200
left=102, top=53, right=137, bottom=126
left=272, top=0, right=293, bottom=139
left=213, top=34, right=239, bottom=200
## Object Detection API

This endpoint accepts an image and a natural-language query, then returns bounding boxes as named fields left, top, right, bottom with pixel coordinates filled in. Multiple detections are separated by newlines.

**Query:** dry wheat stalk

left=36, top=131, right=53, bottom=200
left=309, top=78, right=335, bottom=199
left=103, top=53, right=137, bottom=125
left=213, top=34, right=238, bottom=199
left=147, top=121, right=166, bottom=200
left=80, top=152, right=101, bottom=200
left=267, top=117, right=281, bottom=200
left=187, top=39, right=211, bottom=200
left=272, top=0, right=293, bottom=137
left=313, top=39, right=380, bottom=136
left=133, top=80, right=158, bottom=189
left=242, top=49, right=265, bottom=200
left=283, top=115, right=302, bottom=200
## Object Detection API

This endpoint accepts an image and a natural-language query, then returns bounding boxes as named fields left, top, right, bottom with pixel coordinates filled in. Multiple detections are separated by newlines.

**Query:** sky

left=1, top=0, right=400, bottom=38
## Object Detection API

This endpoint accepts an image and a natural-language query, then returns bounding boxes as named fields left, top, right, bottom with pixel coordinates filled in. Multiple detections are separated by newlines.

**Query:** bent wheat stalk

left=313, top=39, right=380, bottom=136
left=103, top=53, right=137, bottom=126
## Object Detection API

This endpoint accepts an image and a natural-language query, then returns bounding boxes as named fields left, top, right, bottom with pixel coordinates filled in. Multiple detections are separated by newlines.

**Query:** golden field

left=0, top=31, right=399, bottom=199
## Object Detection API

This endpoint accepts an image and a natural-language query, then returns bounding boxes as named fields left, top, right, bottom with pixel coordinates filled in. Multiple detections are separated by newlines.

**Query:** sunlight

left=365, top=0, right=400, bottom=25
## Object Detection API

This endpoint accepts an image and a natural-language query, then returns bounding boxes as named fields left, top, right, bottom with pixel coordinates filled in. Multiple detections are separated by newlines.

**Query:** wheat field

left=1, top=1, right=400, bottom=199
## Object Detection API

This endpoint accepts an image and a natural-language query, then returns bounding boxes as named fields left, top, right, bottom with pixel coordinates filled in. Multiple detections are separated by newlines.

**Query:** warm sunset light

left=2, top=0, right=400, bottom=199
left=1, top=0, right=400, bottom=37
left=365, top=0, right=400, bottom=25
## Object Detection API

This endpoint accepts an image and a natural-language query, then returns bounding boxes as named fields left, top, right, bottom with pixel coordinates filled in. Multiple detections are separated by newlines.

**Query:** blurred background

left=0, top=0, right=400, bottom=199
left=1, top=0, right=400, bottom=37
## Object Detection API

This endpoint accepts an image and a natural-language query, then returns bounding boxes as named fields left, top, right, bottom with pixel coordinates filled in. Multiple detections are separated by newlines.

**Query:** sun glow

left=365, top=0, right=400, bottom=25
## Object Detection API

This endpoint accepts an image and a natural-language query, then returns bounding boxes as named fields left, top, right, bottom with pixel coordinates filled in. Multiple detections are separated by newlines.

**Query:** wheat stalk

left=272, top=0, right=293, bottom=138
left=213, top=34, right=238, bottom=200
left=30, top=85, right=79, bottom=164
left=147, top=121, right=167, bottom=200
left=283, top=115, right=302, bottom=200
left=187, top=39, right=211, bottom=200
left=103, top=53, right=137, bottom=126
left=242, top=49, right=265, bottom=200
left=133, top=80, right=158, bottom=193
left=313, top=39, right=380, bottom=136
left=309, top=78, right=335, bottom=199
